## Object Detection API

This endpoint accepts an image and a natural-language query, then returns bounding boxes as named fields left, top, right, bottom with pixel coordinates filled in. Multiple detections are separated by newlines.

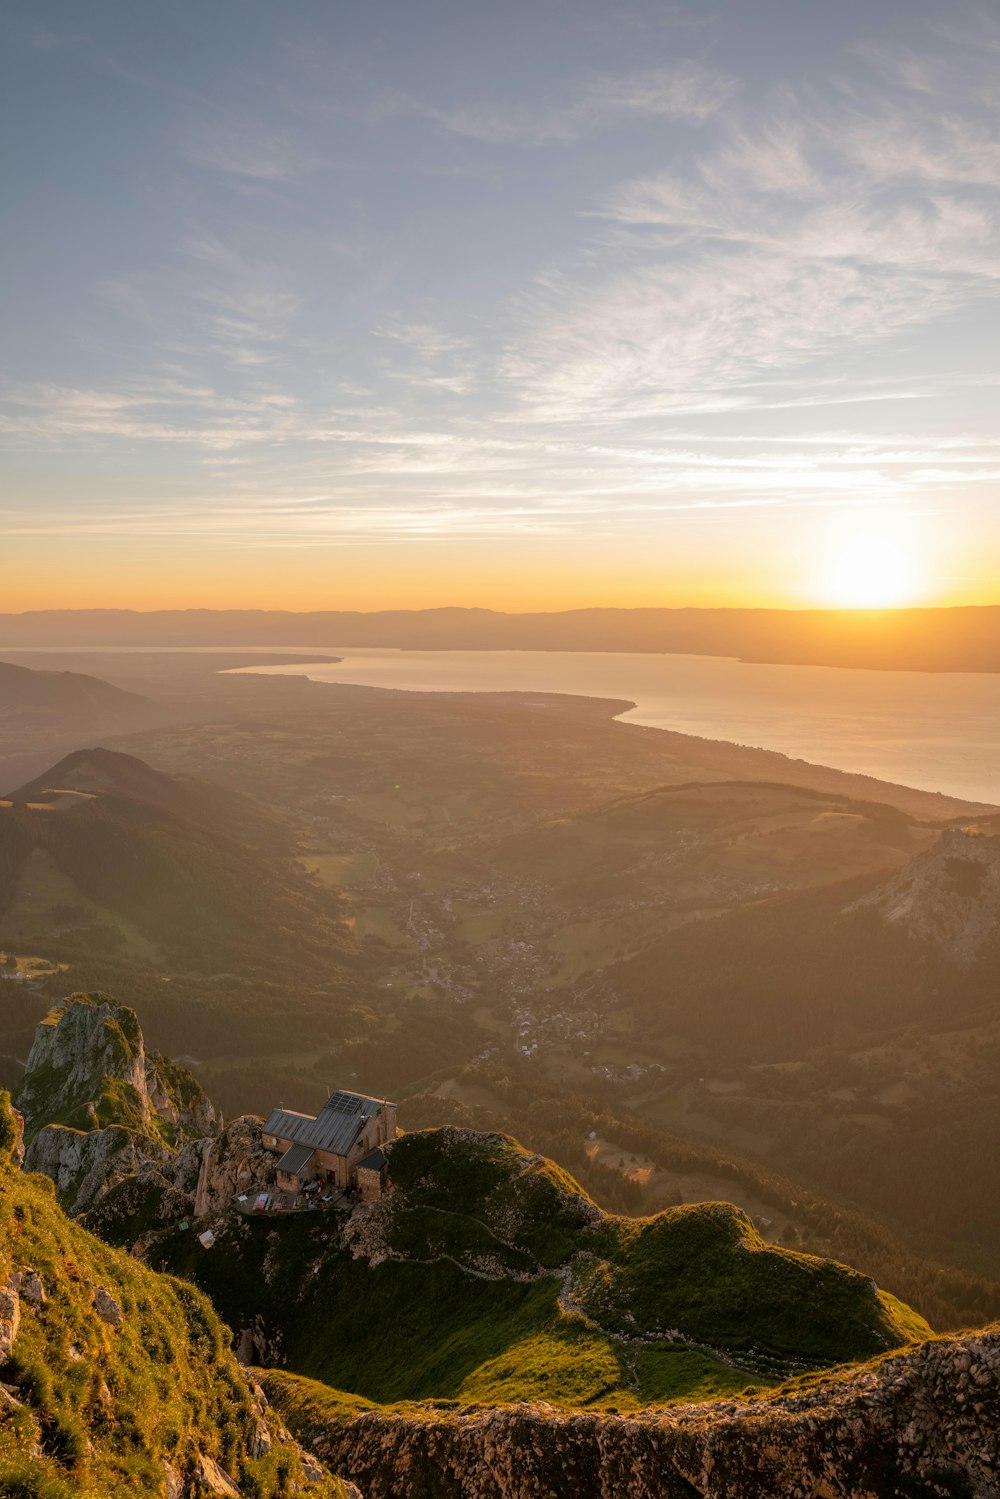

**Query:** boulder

left=161, top=1460, right=184, bottom=1499
left=0, top=1278, right=20, bottom=1362
left=193, top=1453, right=241, bottom=1497
left=18, top=1271, right=45, bottom=1307
left=92, top=1286, right=123, bottom=1327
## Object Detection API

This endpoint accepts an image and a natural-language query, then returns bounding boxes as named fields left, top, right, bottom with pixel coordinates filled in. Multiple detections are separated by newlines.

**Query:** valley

left=2, top=658, right=1000, bottom=1313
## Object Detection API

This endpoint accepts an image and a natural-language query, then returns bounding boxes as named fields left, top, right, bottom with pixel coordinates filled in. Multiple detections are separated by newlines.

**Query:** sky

left=2, top=0, right=1000, bottom=613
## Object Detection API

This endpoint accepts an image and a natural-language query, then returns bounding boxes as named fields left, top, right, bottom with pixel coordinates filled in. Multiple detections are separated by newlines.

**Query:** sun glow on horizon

left=812, top=521, right=928, bottom=610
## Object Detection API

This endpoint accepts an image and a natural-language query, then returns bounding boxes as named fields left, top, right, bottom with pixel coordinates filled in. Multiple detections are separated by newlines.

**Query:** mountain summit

left=14, top=992, right=219, bottom=1218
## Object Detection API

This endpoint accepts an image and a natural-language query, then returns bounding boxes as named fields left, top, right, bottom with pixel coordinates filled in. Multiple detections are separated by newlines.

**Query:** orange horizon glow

left=0, top=565, right=991, bottom=616
left=2, top=505, right=989, bottom=616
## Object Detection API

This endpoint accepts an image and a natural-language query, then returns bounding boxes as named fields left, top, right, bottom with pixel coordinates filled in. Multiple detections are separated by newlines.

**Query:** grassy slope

left=154, top=1214, right=763, bottom=1413
left=152, top=1129, right=929, bottom=1415
left=0, top=1094, right=349, bottom=1499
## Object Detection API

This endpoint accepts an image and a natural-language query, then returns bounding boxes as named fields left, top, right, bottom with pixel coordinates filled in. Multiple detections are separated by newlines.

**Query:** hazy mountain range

left=4, top=604, right=1000, bottom=672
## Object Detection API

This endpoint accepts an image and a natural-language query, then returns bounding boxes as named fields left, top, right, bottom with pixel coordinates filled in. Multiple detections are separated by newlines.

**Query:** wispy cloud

left=375, top=321, right=478, bottom=396
left=181, top=119, right=326, bottom=182
left=375, top=62, right=735, bottom=147
left=4, top=7, right=999, bottom=561
left=500, top=34, right=1000, bottom=425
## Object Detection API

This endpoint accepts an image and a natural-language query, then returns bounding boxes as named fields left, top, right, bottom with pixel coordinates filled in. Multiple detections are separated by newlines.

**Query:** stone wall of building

left=355, top=1165, right=384, bottom=1203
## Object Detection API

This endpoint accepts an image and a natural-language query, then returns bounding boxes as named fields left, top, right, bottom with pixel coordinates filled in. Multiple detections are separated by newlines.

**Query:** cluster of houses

left=262, top=1088, right=397, bottom=1203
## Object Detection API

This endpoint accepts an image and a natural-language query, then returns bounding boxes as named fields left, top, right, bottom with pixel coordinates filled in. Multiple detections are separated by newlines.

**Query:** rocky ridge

left=273, top=1323, right=1000, bottom=1499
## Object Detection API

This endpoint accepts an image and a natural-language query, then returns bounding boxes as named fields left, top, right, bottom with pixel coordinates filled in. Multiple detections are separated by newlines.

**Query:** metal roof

left=275, top=1142, right=315, bottom=1176
left=356, top=1146, right=387, bottom=1173
left=263, top=1089, right=391, bottom=1159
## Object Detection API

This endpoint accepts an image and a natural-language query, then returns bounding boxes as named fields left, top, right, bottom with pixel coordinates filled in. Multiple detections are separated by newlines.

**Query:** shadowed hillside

left=603, top=833, right=1000, bottom=1275
left=0, top=749, right=357, bottom=975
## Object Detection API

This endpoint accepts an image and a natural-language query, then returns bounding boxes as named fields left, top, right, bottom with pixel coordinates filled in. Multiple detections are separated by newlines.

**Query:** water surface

left=234, top=648, right=1000, bottom=806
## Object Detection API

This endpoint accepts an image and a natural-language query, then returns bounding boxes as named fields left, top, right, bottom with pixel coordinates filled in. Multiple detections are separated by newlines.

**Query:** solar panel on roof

left=324, top=1091, right=365, bottom=1114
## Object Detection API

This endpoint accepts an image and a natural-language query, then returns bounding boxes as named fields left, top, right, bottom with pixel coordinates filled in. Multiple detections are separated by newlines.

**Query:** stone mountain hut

left=262, top=1088, right=396, bottom=1202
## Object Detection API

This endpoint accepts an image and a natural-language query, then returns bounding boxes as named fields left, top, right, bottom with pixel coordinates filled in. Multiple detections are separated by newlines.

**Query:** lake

left=232, top=648, right=1000, bottom=806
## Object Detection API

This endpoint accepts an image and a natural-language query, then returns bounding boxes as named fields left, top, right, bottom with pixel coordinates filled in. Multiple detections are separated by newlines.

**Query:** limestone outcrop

left=16, top=991, right=151, bottom=1139
left=16, top=991, right=219, bottom=1143
left=850, top=827, right=1000, bottom=967
left=24, top=1121, right=169, bottom=1217
left=295, top=1324, right=1000, bottom=1499
left=15, top=992, right=220, bottom=1218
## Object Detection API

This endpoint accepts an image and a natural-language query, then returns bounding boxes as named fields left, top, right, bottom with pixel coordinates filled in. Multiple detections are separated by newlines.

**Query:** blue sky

left=2, top=0, right=999, bottom=609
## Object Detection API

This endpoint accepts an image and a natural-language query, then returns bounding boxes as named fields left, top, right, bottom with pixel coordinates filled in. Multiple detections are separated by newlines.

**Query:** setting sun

left=815, top=527, right=925, bottom=609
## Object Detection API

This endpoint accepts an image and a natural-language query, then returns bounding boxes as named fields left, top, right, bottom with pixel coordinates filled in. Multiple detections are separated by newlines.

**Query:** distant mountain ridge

left=0, top=659, right=152, bottom=718
left=0, top=660, right=161, bottom=792
left=4, top=604, right=1000, bottom=672
left=0, top=746, right=359, bottom=983
left=488, top=779, right=933, bottom=915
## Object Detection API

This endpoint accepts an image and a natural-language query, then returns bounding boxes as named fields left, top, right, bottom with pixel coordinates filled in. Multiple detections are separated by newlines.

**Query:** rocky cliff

left=16, top=990, right=218, bottom=1142
left=850, top=827, right=1000, bottom=967
left=79, top=1113, right=282, bottom=1252
left=271, top=1323, right=1000, bottom=1499
left=15, top=991, right=221, bottom=1216
left=190, top=1114, right=278, bottom=1218
left=16, top=989, right=152, bottom=1138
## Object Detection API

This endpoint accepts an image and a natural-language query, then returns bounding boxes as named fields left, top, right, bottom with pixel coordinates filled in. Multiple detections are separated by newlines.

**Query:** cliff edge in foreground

left=267, top=1322, right=1000, bottom=1499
